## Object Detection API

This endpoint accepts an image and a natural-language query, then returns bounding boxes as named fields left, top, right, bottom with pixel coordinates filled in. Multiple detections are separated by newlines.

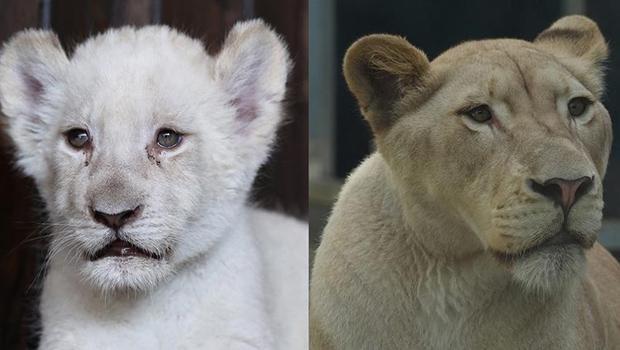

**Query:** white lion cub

left=0, top=20, right=307, bottom=349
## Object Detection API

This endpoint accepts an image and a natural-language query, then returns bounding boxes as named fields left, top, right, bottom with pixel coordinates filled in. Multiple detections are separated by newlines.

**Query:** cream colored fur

left=311, top=16, right=620, bottom=349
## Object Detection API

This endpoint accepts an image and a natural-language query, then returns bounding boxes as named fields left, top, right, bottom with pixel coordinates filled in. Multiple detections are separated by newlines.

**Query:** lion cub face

left=344, top=16, right=612, bottom=293
left=0, top=21, right=289, bottom=293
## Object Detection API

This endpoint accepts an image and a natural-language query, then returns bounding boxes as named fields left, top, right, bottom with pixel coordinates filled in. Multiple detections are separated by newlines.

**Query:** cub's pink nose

left=529, top=176, right=594, bottom=214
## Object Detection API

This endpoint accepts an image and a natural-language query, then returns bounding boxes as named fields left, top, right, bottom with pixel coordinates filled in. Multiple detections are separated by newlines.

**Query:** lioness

left=0, top=21, right=307, bottom=349
left=311, top=15, right=620, bottom=349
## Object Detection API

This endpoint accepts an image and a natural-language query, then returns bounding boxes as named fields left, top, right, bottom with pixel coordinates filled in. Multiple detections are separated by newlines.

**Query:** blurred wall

left=0, top=1, right=307, bottom=349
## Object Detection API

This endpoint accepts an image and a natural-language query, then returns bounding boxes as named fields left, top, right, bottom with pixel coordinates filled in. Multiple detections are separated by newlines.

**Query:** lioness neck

left=346, top=153, right=515, bottom=306
left=313, top=153, right=582, bottom=348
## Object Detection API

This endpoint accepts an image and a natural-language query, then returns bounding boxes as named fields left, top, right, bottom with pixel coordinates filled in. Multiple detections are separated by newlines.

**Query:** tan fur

left=311, top=16, right=619, bottom=349
left=343, top=34, right=430, bottom=133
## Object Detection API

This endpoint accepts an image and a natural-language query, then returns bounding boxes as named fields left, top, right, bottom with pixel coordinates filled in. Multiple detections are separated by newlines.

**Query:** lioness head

left=0, top=20, right=289, bottom=293
left=344, top=16, right=612, bottom=293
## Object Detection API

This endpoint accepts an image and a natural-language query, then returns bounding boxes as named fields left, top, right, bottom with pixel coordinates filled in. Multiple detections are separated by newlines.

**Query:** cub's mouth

left=493, top=230, right=589, bottom=264
left=90, top=239, right=162, bottom=261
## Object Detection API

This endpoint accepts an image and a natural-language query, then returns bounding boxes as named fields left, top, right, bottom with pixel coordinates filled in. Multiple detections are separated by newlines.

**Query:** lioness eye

left=156, top=129, right=182, bottom=148
left=465, top=105, right=493, bottom=123
left=65, top=128, right=90, bottom=148
left=568, top=97, right=591, bottom=117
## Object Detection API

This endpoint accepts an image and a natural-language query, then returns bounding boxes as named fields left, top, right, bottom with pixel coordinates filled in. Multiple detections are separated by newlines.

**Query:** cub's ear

left=534, top=16, right=607, bottom=87
left=343, top=34, right=430, bottom=135
left=0, top=30, right=68, bottom=178
left=214, top=19, right=290, bottom=165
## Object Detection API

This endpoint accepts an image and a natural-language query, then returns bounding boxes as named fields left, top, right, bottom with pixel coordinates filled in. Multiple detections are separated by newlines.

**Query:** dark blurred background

left=310, top=0, right=620, bottom=258
left=0, top=0, right=307, bottom=349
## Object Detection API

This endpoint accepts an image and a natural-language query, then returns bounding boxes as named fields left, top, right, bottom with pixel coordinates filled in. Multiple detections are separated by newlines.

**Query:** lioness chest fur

left=0, top=21, right=308, bottom=349
left=311, top=16, right=620, bottom=350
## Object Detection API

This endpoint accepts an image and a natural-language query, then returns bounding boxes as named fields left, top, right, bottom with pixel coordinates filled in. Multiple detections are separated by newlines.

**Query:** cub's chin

left=80, top=257, right=173, bottom=294
left=80, top=240, right=174, bottom=294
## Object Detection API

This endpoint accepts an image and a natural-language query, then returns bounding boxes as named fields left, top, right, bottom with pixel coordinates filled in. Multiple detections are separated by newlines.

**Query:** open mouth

left=90, top=239, right=161, bottom=261
left=493, top=230, right=586, bottom=263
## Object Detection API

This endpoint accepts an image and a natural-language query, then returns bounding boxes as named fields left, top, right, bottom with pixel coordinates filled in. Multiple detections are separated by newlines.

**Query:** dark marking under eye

left=145, top=145, right=162, bottom=168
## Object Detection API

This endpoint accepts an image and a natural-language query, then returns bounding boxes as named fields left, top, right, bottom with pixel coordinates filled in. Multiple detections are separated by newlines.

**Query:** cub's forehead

left=66, top=26, right=214, bottom=92
left=59, top=26, right=224, bottom=126
left=71, top=25, right=209, bottom=66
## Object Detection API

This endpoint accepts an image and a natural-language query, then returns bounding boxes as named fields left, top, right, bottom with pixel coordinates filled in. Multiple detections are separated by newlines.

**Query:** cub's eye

left=65, top=128, right=90, bottom=148
left=465, top=105, right=493, bottom=123
left=567, top=97, right=592, bottom=117
left=156, top=129, right=182, bottom=148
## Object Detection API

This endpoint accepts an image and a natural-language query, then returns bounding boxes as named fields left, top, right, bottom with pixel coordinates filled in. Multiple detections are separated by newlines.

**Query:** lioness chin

left=0, top=20, right=308, bottom=349
left=311, top=15, right=620, bottom=349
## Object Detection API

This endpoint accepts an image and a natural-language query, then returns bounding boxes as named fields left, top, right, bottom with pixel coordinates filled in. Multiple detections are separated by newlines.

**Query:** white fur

left=0, top=21, right=307, bottom=349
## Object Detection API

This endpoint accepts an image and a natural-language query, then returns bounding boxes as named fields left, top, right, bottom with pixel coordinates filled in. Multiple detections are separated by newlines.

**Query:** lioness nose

left=90, top=206, right=142, bottom=230
left=529, top=176, right=594, bottom=214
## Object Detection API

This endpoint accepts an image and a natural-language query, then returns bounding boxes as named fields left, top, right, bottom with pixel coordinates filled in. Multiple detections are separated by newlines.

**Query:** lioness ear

left=343, top=34, right=430, bottom=134
left=214, top=19, right=290, bottom=164
left=535, top=16, right=607, bottom=76
left=0, top=30, right=68, bottom=178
